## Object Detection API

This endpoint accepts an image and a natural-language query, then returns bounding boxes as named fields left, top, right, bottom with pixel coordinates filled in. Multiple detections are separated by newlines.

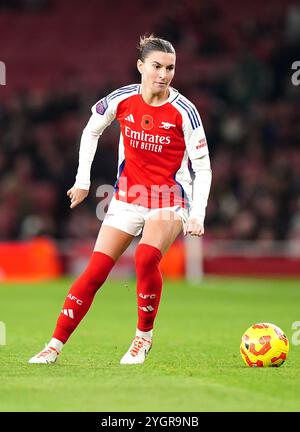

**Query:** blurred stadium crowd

left=0, top=0, right=299, bottom=243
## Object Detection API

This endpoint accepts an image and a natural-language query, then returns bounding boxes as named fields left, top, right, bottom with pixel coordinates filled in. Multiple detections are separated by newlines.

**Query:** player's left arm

left=183, top=115, right=212, bottom=237
left=184, top=154, right=212, bottom=236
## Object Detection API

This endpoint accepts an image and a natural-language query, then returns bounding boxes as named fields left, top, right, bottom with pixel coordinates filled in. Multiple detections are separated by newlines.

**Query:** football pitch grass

left=1, top=276, right=300, bottom=412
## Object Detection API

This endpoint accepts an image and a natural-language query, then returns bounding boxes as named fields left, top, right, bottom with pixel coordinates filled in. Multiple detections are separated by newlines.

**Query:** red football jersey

left=90, top=84, right=209, bottom=209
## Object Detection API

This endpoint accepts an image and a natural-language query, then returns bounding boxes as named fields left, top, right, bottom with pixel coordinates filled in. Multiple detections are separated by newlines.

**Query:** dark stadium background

left=1, top=0, right=300, bottom=416
left=0, top=0, right=300, bottom=280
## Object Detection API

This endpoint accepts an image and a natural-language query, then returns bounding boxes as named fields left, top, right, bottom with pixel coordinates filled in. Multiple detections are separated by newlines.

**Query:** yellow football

left=240, top=322, right=289, bottom=367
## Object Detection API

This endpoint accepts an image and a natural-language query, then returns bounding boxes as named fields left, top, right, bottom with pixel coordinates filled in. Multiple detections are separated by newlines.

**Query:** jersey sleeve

left=90, top=96, right=118, bottom=129
left=74, top=96, right=118, bottom=189
left=189, top=155, right=212, bottom=223
left=74, top=85, right=140, bottom=189
left=174, top=96, right=211, bottom=223
left=181, top=109, right=209, bottom=161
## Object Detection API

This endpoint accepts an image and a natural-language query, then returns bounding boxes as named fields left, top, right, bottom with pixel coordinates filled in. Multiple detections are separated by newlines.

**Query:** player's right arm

left=69, top=85, right=140, bottom=208
left=176, top=97, right=212, bottom=236
left=68, top=97, right=116, bottom=208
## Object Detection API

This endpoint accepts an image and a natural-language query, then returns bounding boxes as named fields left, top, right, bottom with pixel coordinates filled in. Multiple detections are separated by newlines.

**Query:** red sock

left=135, top=244, right=163, bottom=332
left=52, top=251, right=115, bottom=343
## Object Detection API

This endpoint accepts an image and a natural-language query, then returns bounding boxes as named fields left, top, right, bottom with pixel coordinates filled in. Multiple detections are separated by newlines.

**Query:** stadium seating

left=0, top=0, right=299, bottom=254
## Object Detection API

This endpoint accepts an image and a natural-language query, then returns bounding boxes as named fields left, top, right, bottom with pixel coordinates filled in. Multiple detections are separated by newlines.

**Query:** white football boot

left=120, top=336, right=152, bottom=365
left=28, top=345, right=59, bottom=364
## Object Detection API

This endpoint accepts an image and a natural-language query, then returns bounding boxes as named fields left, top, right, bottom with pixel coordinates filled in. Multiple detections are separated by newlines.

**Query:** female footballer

left=29, top=35, right=212, bottom=365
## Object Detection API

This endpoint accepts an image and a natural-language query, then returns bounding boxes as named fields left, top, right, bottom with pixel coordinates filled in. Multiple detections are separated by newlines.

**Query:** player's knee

left=135, top=251, right=152, bottom=273
left=135, top=244, right=162, bottom=273
left=84, top=266, right=107, bottom=287
left=82, top=252, right=114, bottom=288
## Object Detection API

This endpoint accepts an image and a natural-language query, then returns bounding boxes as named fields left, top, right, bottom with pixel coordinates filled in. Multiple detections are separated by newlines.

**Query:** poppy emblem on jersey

left=96, top=98, right=108, bottom=115
left=141, top=114, right=154, bottom=130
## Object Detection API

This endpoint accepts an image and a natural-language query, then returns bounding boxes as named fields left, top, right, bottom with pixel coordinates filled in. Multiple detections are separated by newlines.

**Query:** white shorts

left=102, top=196, right=189, bottom=237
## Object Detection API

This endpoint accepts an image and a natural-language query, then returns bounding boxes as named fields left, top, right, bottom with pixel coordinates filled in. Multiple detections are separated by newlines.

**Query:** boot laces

left=130, top=336, right=150, bottom=357
left=37, top=346, right=57, bottom=358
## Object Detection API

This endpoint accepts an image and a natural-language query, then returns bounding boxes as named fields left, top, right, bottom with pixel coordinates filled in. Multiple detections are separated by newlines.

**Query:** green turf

left=1, top=276, right=300, bottom=412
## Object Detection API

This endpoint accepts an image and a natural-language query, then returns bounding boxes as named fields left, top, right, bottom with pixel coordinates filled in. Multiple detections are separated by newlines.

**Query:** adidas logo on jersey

left=125, top=114, right=135, bottom=123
